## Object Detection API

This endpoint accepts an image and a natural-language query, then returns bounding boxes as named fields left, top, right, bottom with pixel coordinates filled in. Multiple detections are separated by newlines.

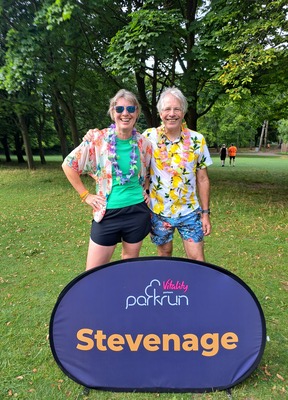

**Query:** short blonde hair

left=108, top=89, right=141, bottom=121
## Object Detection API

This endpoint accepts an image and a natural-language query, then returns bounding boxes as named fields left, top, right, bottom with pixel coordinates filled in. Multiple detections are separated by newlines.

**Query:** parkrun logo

left=125, top=279, right=189, bottom=309
left=75, top=280, right=240, bottom=357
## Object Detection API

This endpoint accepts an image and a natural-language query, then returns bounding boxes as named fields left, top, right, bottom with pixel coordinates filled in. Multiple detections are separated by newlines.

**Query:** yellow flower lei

left=157, top=122, right=191, bottom=176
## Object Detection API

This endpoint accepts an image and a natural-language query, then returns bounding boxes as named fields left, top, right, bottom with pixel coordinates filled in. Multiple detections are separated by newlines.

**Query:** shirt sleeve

left=137, top=133, right=152, bottom=181
left=196, top=136, right=213, bottom=170
left=63, top=131, right=97, bottom=175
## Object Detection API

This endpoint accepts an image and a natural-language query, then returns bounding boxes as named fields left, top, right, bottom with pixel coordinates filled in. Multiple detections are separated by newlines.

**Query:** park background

left=0, top=0, right=288, bottom=164
left=1, top=1, right=288, bottom=399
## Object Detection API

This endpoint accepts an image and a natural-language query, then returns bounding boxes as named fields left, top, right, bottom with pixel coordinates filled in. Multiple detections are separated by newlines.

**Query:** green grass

left=1, top=154, right=287, bottom=399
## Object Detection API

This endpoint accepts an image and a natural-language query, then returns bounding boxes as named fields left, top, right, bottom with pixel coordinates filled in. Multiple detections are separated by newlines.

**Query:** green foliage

left=205, top=0, right=288, bottom=99
left=198, top=92, right=282, bottom=147
left=107, top=8, right=183, bottom=79
left=0, top=0, right=124, bottom=153
left=35, top=0, right=75, bottom=30
left=0, top=31, right=39, bottom=93
left=277, top=119, right=288, bottom=142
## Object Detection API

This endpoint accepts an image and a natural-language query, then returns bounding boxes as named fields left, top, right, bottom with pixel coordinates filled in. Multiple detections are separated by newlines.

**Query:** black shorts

left=90, top=202, right=151, bottom=246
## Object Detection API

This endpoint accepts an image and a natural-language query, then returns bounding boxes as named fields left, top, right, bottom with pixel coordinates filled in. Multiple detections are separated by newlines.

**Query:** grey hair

left=108, top=89, right=141, bottom=120
left=157, top=87, right=188, bottom=114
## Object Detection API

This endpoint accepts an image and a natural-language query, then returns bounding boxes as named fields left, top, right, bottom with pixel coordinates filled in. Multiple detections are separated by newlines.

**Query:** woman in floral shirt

left=143, top=87, right=213, bottom=261
left=62, top=89, right=152, bottom=270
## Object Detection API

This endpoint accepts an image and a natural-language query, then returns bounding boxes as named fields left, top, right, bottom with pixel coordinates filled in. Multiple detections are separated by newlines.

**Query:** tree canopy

left=0, top=0, right=287, bottom=167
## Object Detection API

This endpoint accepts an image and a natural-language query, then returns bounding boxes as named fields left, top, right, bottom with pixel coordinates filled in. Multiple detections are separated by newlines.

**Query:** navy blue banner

left=49, top=257, right=266, bottom=392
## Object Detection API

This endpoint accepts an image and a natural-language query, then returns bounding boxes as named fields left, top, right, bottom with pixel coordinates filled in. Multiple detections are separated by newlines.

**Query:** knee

left=121, top=251, right=132, bottom=259
left=121, top=245, right=141, bottom=259
left=157, top=243, right=173, bottom=257
left=158, top=250, right=172, bottom=257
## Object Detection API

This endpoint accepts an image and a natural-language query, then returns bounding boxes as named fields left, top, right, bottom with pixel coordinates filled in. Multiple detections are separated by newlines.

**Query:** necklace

left=157, top=122, right=191, bottom=176
left=108, top=123, right=138, bottom=185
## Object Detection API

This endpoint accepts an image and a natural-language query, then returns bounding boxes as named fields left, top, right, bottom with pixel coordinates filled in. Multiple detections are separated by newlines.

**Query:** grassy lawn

left=1, top=154, right=287, bottom=399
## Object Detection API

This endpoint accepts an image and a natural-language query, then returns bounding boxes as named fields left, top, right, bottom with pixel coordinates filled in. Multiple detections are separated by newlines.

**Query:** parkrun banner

left=49, top=257, right=266, bottom=393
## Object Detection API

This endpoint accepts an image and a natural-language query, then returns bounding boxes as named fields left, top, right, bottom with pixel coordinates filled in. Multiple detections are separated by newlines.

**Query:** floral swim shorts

left=150, top=209, right=204, bottom=246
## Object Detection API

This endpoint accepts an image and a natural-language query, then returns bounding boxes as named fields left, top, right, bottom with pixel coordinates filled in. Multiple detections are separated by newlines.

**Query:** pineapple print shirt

left=143, top=125, right=213, bottom=218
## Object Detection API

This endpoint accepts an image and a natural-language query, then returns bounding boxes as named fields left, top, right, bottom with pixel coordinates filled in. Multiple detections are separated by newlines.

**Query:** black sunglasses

left=114, top=106, right=137, bottom=114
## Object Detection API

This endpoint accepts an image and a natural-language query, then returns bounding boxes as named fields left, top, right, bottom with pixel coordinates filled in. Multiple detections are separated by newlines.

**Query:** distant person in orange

left=228, top=143, right=237, bottom=166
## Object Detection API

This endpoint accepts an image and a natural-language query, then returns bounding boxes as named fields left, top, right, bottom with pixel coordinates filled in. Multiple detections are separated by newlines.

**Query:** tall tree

left=0, top=0, right=123, bottom=162
left=0, top=0, right=42, bottom=169
left=107, top=0, right=225, bottom=129
left=34, top=0, right=132, bottom=147
left=106, top=0, right=288, bottom=129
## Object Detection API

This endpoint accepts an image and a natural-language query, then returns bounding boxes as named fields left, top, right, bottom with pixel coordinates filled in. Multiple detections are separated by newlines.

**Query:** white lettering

left=125, top=279, right=189, bottom=309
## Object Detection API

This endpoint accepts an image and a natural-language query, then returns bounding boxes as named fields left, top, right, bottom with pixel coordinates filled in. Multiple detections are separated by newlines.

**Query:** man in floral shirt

left=143, top=87, right=213, bottom=261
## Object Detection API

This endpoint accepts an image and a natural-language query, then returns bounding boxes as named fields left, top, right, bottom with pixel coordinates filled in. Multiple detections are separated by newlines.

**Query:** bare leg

left=121, top=241, right=143, bottom=259
left=157, top=241, right=173, bottom=257
left=183, top=239, right=205, bottom=261
left=86, top=239, right=116, bottom=270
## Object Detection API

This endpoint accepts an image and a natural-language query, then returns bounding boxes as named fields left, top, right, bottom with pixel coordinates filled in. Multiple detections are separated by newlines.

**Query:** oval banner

left=49, top=257, right=266, bottom=392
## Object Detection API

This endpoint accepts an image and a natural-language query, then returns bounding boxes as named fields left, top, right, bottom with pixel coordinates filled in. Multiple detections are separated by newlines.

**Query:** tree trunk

left=37, top=132, right=46, bottom=164
left=52, top=99, right=68, bottom=159
left=38, top=135, right=46, bottom=164
left=14, top=132, right=26, bottom=163
left=264, top=120, right=268, bottom=148
left=135, top=71, right=154, bottom=127
left=54, top=89, right=79, bottom=148
left=0, top=135, right=12, bottom=162
left=258, top=120, right=267, bottom=150
left=186, top=105, right=198, bottom=131
left=33, top=119, right=46, bottom=165
left=182, top=0, right=198, bottom=131
left=17, top=113, right=35, bottom=169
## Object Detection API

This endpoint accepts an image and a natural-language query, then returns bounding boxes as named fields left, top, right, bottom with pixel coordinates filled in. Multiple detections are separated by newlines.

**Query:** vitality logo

left=125, top=278, right=189, bottom=309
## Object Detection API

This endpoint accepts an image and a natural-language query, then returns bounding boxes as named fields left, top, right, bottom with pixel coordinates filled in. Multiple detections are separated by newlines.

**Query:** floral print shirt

left=143, top=124, right=213, bottom=218
left=64, top=127, right=152, bottom=199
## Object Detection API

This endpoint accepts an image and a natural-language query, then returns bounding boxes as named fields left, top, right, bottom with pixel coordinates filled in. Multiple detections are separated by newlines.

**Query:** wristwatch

left=202, top=209, right=210, bottom=215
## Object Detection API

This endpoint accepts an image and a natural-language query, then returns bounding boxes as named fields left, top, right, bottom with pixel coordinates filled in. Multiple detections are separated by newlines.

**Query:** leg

left=177, top=210, right=205, bottom=261
left=157, top=241, right=173, bottom=257
left=121, top=240, right=143, bottom=259
left=120, top=202, right=151, bottom=259
left=150, top=212, right=174, bottom=256
left=86, top=239, right=116, bottom=270
left=183, top=239, right=205, bottom=261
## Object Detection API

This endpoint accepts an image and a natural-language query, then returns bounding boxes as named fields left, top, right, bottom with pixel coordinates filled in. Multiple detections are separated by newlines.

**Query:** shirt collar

left=158, top=125, right=185, bottom=143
